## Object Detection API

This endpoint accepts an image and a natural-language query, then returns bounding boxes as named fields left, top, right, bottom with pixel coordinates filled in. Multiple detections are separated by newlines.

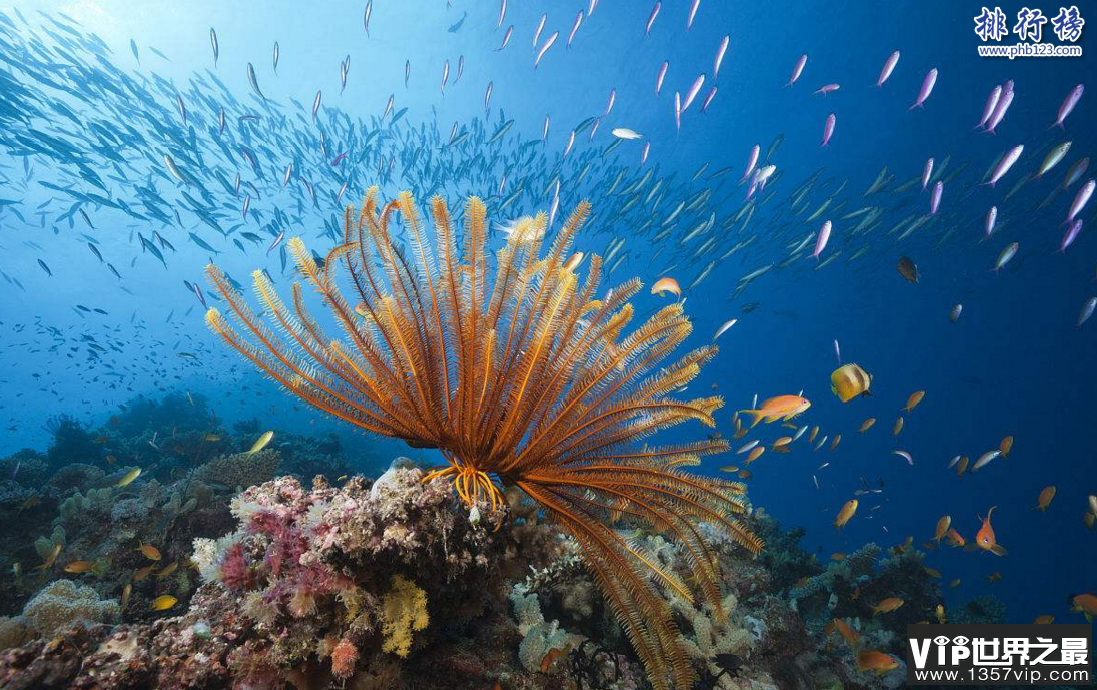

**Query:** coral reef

left=788, top=542, right=882, bottom=606
left=108, top=392, right=215, bottom=439
left=185, top=466, right=517, bottom=684
left=0, top=450, right=49, bottom=489
left=190, top=449, right=280, bottom=490
left=0, top=391, right=365, bottom=624
left=0, top=480, right=36, bottom=511
left=0, top=469, right=939, bottom=690
left=0, top=391, right=945, bottom=690
left=0, top=617, right=28, bottom=650
left=0, top=463, right=535, bottom=689
left=21, top=580, right=119, bottom=636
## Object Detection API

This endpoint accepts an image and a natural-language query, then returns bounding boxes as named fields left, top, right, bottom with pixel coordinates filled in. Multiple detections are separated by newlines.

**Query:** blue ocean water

left=0, top=0, right=1094, bottom=634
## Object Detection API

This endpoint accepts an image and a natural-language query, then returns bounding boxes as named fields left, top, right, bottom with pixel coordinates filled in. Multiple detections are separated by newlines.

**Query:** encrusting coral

left=203, top=188, right=762, bottom=690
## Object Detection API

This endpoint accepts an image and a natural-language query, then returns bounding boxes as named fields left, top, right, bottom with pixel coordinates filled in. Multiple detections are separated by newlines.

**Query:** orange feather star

left=204, top=187, right=762, bottom=690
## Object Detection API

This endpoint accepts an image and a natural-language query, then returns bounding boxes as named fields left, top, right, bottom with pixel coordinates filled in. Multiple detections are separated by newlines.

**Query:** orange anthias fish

left=974, top=506, right=1008, bottom=556
left=650, top=276, right=681, bottom=298
left=945, top=528, right=966, bottom=547
left=872, top=597, right=905, bottom=616
left=739, top=395, right=811, bottom=428
left=36, top=542, right=62, bottom=571
left=540, top=647, right=566, bottom=672
left=137, top=543, right=162, bottom=561
left=832, top=617, right=859, bottom=648
left=892, top=536, right=914, bottom=555
left=933, top=515, right=951, bottom=542
left=63, top=560, right=93, bottom=574
left=1035, top=486, right=1056, bottom=511
left=904, top=390, right=925, bottom=412
left=834, top=499, right=858, bottom=530
left=857, top=650, right=900, bottom=675
left=1072, top=593, right=1097, bottom=621
left=956, top=455, right=970, bottom=477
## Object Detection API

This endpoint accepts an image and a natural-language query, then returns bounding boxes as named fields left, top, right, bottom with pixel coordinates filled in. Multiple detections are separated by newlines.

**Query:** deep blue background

left=1, top=0, right=1094, bottom=627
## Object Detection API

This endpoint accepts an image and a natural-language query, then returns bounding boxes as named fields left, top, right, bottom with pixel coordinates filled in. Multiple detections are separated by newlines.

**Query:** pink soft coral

left=219, top=542, right=254, bottom=590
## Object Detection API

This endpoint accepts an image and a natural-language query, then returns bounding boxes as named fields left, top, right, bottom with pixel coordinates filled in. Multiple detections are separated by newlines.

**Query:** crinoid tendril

left=203, top=187, right=763, bottom=690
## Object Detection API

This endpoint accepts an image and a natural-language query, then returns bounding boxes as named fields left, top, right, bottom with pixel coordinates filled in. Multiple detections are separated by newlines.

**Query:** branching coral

left=509, top=587, right=584, bottom=673
left=203, top=187, right=762, bottom=689
left=790, top=542, right=881, bottom=602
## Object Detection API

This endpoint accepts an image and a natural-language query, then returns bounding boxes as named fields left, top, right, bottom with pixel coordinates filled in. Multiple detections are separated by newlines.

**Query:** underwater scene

left=0, top=0, right=1095, bottom=688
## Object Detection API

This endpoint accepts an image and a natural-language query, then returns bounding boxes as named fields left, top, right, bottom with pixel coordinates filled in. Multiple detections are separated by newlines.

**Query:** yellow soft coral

left=381, top=574, right=428, bottom=657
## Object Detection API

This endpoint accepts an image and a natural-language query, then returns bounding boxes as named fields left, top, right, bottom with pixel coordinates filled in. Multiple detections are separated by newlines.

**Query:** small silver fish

left=993, top=241, right=1019, bottom=273
left=971, top=450, right=1001, bottom=472
left=1077, top=296, right=1096, bottom=328
left=246, top=62, right=264, bottom=99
